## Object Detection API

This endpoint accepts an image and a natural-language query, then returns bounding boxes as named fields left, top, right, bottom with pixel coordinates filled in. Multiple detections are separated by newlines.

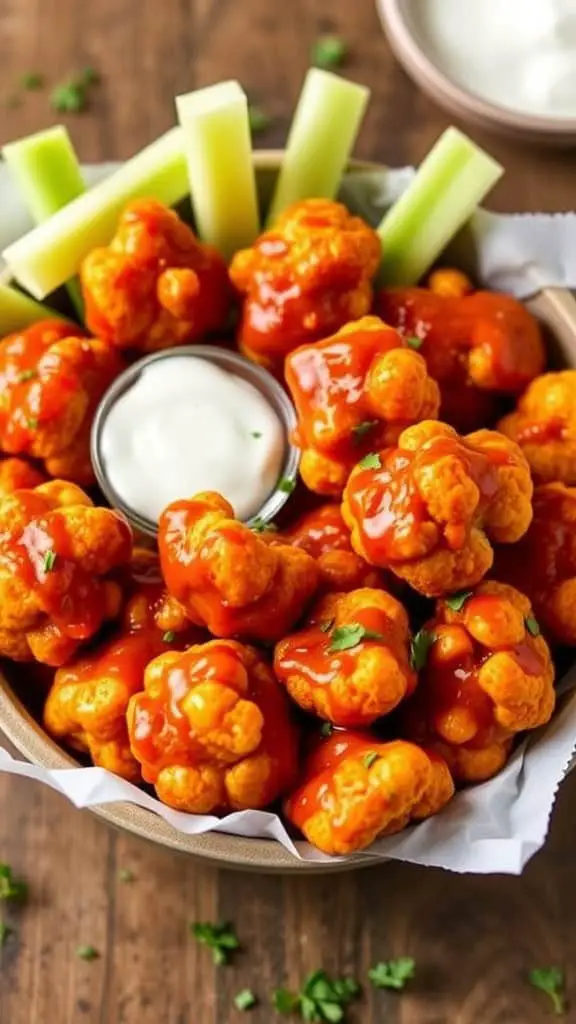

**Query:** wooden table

left=1, top=1, right=576, bottom=1021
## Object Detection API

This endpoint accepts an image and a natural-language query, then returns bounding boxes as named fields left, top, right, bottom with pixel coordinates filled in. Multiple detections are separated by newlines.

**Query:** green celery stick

left=378, top=127, right=503, bottom=285
left=3, top=127, right=188, bottom=300
left=3, top=126, right=87, bottom=317
left=0, top=282, right=70, bottom=335
left=176, top=81, right=259, bottom=260
left=267, top=69, right=369, bottom=225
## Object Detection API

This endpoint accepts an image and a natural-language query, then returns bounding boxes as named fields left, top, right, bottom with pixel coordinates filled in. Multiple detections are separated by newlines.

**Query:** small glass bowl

left=90, top=344, right=300, bottom=538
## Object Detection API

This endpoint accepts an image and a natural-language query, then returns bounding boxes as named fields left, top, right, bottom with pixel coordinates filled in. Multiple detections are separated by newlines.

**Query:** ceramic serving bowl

left=1, top=151, right=576, bottom=873
left=376, top=0, right=576, bottom=146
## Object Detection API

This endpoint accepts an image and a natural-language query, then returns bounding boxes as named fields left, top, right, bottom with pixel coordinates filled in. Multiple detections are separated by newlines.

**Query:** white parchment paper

left=1, top=160, right=576, bottom=873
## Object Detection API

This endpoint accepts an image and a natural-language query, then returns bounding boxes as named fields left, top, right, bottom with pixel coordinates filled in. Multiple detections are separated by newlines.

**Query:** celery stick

left=3, top=128, right=188, bottom=300
left=377, top=128, right=503, bottom=286
left=176, top=82, right=259, bottom=261
left=0, top=282, right=70, bottom=336
left=267, top=69, right=370, bottom=225
left=3, top=127, right=87, bottom=317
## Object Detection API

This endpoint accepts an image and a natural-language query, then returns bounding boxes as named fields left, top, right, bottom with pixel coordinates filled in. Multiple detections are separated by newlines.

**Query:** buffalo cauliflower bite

left=0, top=480, right=132, bottom=665
left=0, top=457, right=45, bottom=496
left=495, top=483, right=576, bottom=646
left=81, top=199, right=230, bottom=352
left=274, top=587, right=416, bottom=727
left=229, top=199, right=381, bottom=372
left=280, top=501, right=387, bottom=593
left=0, top=320, right=124, bottom=485
left=498, top=371, right=576, bottom=485
left=342, top=421, right=533, bottom=597
left=285, top=316, right=440, bottom=496
left=284, top=731, right=454, bottom=855
left=400, top=582, right=555, bottom=782
left=377, top=277, right=545, bottom=432
left=158, top=491, right=319, bottom=642
left=126, top=639, right=299, bottom=813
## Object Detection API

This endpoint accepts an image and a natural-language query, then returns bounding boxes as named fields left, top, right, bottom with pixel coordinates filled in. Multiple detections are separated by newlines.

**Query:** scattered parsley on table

left=529, top=967, right=566, bottom=1015
left=248, top=105, right=271, bottom=134
left=311, top=36, right=347, bottom=70
left=0, top=864, right=27, bottom=902
left=368, top=957, right=416, bottom=990
left=273, top=970, right=360, bottom=1021
left=234, top=989, right=257, bottom=1011
left=191, top=921, right=240, bottom=965
left=76, top=945, right=99, bottom=961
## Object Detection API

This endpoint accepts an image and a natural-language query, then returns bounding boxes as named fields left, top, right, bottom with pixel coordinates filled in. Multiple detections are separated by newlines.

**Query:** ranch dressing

left=99, top=356, right=285, bottom=523
left=416, top=0, right=576, bottom=118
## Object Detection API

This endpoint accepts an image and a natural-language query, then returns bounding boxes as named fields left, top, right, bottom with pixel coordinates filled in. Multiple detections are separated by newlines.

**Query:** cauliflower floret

left=158, top=491, right=319, bottom=642
left=0, top=480, right=132, bottom=665
left=342, top=421, right=533, bottom=597
left=274, top=587, right=416, bottom=726
left=0, top=321, right=124, bottom=485
left=377, top=280, right=545, bottom=432
left=400, top=581, right=555, bottom=782
left=126, top=639, right=299, bottom=813
left=0, top=457, right=45, bottom=496
left=495, top=482, right=576, bottom=646
left=81, top=199, right=230, bottom=352
left=285, top=316, right=440, bottom=496
left=498, top=371, right=576, bottom=485
left=283, top=731, right=454, bottom=855
left=229, top=199, right=381, bottom=372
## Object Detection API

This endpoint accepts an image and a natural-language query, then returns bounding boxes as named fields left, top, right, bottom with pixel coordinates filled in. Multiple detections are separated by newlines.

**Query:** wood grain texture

left=1, top=1, right=576, bottom=1021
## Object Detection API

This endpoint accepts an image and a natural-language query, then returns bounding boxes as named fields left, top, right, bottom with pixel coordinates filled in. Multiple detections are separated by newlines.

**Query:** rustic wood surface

left=1, top=1, right=576, bottom=1021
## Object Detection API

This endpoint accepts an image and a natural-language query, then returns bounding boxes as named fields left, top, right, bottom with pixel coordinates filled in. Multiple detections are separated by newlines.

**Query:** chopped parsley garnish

left=273, top=970, right=360, bottom=1021
left=21, top=72, right=44, bottom=90
left=368, top=957, right=416, bottom=990
left=0, top=864, right=27, bottom=902
left=405, top=335, right=423, bottom=350
left=17, top=369, right=36, bottom=383
left=362, top=752, right=380, bottom=770
left=358, top=453, right=381, bottom=470
left=311, top=35, right=347, bottom=70
left=320, top=722, right=333, bottom=738
left=50, top=67, right=100, bottom=114
left=279, top=477, right=296, bottom=495
left=43, top=550, right=57, bottom=573
left=352, top=420, right=379, bottom=443
left=234, top=989, right=257, bottom=1011
left=328, top=623, right=384, bottom=653
left=191, top=921, right=240, bottom=965
left=528, top=967, right=566, bottom=1016
left=525, top=615, right=541, bottom=637
left=251, top=517, right=278, bottom=534
left=118, top=868, right=134, bottom=883
left=251, top=431, right=262, bottom=439
left=0, top=921, right=12, bottom=947
left=445, top=590, right=472, bottom=612
left=76, top=945, right=99, bottom=961
left=248, top=104, right=271, bottom=134
left=26, top=417, right=39, bottom=430
left=410, top=628, right=435, bottom=670
left=162, top=631, right=176, bottom=644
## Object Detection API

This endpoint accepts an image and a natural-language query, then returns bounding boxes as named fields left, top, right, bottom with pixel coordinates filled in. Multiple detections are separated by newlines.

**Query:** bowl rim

left=376, top=0, right=576, bottom=136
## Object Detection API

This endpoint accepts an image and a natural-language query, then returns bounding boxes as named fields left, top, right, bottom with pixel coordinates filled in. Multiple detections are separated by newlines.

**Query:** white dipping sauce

left=100, top=356, right=285, bottom=523
left=416, top=0, right=576, bottom=118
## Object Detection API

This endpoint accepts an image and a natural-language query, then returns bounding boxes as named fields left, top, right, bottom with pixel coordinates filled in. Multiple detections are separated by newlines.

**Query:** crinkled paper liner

left=1, top=161, right=576, bottom=873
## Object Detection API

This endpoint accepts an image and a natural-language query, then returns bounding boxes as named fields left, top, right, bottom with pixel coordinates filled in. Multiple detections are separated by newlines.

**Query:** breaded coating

left=498, top=370, right=576, bottom=485
left=127, top=640, right=299, bottom=813
left=230, top=199, right=381, bottom=372
left=284, top=731, right=454, bottom=854
left=81, top=199, right=230, bottom=352
left=342, top=421, right=533, bottom=597
left=158, top=491, right=319, bottom=642
left=274, top=588, right=416, bottom=727
left=0, top=457, right=45, bottom=496
left=285, top=315, right=440, bottom=496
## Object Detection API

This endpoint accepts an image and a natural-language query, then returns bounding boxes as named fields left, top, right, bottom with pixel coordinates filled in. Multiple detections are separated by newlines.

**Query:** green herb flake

left=525, top=615, right=541, bottom=637
left=162, top=631, right=176, bottom=644
left=272, top=988, right=299, bottom=1014
left=352, top=420, right=379, bottom=443
left=0, top=921, right=12, bottom=946
left=279, top=477, right=296, bottom=495
left=528, top=966, right=566, bottom=1016
left=319, top=619, right=335, bottom=634
left=43, top=550, right=57, bottom=573
left=311, top=35, right=347, bottom=70
left=118, top=868, right=134, bottom=883
left=21, top=72, right=44, bottom=91
left=410, top=628, right=435, bottom=671
left=362, top=752, right=380, bottom=770
left=17, top=369, right=37, bottom=383
left=251, top=431, right=262, bottom=439
left=251, top=517, right=278, bottom=534
left=328, top=622, right=383, bottom=653
left=76, top=945, right=99, bottom=961
left=0, top=864, right=28, bottom=902
left=26, top=417, right=39, bottom=430
left=320, top=722, right=333, bottom=738
left=248, top=105, right=271, bottom=135
left=234, top=989, right=257, bottom=1012
left=368, top=957, right=416, bottom=990
left=445, top=590, right=472, bottom=612
left=50, top=81, right=87, bottom=113
left=81, top=66, right=100, bottom=86
left=358, top=452, right=381, bottom=470
left=406, top=335, right=423, bottom=350
left=191, top=921, right=240, bottom=966
left=273, top=971, right=360, bottom=1021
